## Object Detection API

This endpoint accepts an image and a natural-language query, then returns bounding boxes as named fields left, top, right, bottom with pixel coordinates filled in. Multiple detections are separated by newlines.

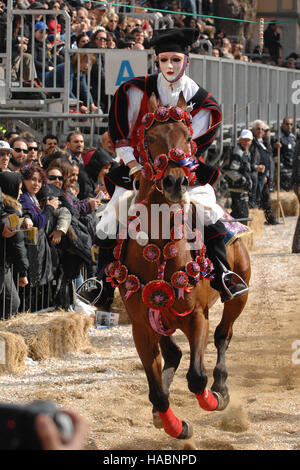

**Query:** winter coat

left=223, top=143, right=252, bottom=192
left=0, top=172, right=29, bottom=280
left=19, top=190, right=57, bottom=287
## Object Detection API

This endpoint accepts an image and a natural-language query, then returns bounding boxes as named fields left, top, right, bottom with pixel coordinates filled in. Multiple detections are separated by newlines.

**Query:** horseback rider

left=95, top=28, right=248, bottom=308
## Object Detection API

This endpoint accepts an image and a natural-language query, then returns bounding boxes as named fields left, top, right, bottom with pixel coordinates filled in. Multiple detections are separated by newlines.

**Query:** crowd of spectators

left=0, top=128, right=115, bottom=318
left=222, top=116, right=298, bottom=226
left=1, top=0, right=299, bottom=110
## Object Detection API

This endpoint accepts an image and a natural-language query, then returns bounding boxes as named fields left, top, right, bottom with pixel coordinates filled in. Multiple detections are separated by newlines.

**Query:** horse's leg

left=184, top=308, right=220, bottom=411
left=131, top=322, right=192, bottom=439
left=152, top=335, right=182, bottom=428
left=211, top=240, right=251, bottom=410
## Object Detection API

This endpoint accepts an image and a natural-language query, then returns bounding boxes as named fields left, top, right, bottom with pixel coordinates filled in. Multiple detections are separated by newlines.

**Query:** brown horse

left=111, top=93, right=251, bottom=440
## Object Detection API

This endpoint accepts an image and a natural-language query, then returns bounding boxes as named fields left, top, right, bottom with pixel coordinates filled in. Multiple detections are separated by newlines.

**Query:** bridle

left=137, top=105, right=199, bottom=191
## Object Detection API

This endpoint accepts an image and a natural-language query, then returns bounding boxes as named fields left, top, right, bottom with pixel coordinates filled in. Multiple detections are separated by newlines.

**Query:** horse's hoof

left=177, top=421, right=193, bottom=439
left=152, top=411, right=163, bottom=429
left=212, top=391, right=230, bottom=411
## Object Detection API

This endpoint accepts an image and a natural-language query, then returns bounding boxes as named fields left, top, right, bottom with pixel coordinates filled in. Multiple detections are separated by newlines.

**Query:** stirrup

left=76, top=278, right=103, bottom=306
left=216, top=258, right=249, bottom=300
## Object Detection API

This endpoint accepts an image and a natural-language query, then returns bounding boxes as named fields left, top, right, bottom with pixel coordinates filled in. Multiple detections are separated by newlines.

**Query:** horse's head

left=138, top=92, right=198, bottom=204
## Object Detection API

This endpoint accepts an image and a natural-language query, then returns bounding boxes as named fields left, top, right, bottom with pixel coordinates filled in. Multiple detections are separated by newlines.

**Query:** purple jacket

left=19, top=192, right=54, bottom=229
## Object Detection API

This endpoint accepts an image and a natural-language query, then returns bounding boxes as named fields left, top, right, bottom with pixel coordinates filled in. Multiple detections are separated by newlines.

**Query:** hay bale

left=242, top=208, right=265, bottom=251
left=0, top=331, right=28, bottom=374
left=271, top=191, right=299, bottom=217
left=0, top=312, right=92, bottom=361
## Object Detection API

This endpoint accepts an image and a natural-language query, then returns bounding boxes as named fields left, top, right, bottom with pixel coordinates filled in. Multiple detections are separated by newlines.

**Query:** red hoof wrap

left=158, top=408, right=183, bottom=438
left=195, top=388, right=218, bottom=411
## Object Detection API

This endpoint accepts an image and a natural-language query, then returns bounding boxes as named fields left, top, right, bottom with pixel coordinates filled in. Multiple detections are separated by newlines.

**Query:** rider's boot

left=204, top=222, right=249, bottom=303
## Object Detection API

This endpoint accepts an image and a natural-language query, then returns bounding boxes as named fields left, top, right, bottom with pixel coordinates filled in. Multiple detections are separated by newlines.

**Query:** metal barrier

left=2, top=2, right=300, bottom=153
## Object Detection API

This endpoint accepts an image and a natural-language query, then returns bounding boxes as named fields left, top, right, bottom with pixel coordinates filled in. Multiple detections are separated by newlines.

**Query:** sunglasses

left=96, top=36, right=107, bottom=41
left=13, top=148, right=28, bottom=154
left=28, top=146, right=38, bottom=151
left=48, top=175, right=63, bottom=181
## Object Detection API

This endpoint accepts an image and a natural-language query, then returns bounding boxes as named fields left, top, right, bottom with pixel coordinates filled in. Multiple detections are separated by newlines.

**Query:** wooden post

left=276, top=143, right=286, bottom=224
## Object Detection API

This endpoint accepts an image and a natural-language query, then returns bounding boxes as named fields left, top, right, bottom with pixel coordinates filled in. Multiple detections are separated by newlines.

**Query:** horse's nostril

left=163, top=175, right=174, bottom=189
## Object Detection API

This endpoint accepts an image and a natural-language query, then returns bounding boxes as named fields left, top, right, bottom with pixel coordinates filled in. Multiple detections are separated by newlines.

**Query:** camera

left=0, top=401, right=74, bottom=450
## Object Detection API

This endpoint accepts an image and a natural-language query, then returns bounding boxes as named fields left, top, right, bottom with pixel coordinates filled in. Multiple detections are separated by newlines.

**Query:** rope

left=86, top=1, right=297, bottom=25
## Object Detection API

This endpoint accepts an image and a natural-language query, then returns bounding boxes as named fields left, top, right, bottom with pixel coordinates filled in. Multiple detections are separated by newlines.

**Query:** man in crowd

left=250, top=120, right=279, bottom=225
left=66, top=132, right=93, bottom=200
left=8, top=137, right=28, bottom=172
left=223, top=129, right=253, bottom=224
left=0, top=141, right=12, bottom=172
left=26, top=137, right=40, bottom=165
left=273, top=117, right=296, bottom=191
left=292, top=139, right=300, bottom=253
left=41, top=134, right=59, bottom=165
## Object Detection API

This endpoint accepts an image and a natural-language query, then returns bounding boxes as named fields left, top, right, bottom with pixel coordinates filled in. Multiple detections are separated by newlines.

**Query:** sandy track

left=0, top=217, right=299, bottom=450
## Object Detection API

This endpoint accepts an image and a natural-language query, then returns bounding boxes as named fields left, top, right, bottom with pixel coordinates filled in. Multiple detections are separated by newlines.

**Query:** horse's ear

left=177, top=91, right=186, bottom=111
left=148, top=92, right=158, bottom=113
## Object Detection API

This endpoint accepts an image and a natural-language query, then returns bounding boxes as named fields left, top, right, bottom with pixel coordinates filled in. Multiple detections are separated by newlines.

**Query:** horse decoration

left=103, top=92, right=251, bottom=440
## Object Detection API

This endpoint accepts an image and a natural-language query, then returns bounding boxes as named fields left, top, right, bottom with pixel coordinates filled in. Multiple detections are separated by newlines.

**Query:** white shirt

left=116, top=73, right=211, bottom=165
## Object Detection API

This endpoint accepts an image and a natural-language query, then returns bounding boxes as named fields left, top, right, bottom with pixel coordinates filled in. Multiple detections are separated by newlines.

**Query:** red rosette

left=186, top=261, right=200, bottom=278
left=154, top=107, right=169, bottom=122
left=171, top=224, right=185, bottom=241
left=163, top=241, right=179, bottom=259
left=169, top=106, right=184, bottom=121
left=143, top=243, right=161, bottom=263
left=141, top=112, right=155, bottom=129
left=124, top=274, right=141, bottom=300
left=171, top=271, right=188, bottom=289
left=142, top=161, right=154, bottom=181
left=105, top=260, right=120, bottom=276
left=113, top=264, right=128, bottom=284
left=142, top=280, right=174, bottom=310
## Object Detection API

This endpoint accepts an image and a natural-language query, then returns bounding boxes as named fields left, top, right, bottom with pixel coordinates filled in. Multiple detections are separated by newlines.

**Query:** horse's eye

left=147, top=136, right=155, bottom=145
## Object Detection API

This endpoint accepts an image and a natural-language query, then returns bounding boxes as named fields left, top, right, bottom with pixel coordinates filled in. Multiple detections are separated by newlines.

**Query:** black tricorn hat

left=150, top=28, right=199, bottom=55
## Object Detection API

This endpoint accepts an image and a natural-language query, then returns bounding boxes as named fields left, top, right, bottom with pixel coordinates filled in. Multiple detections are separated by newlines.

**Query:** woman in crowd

left=0, top=171, right=29, bottom=318
left=19, top=164, right=59, bottom=289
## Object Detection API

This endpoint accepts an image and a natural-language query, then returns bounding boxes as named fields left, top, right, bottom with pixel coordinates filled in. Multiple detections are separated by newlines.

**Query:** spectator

left=0, top=171, right=29, bottom=318
left=45, top=49, right=98, bottom=114
left=25, top=137, right=40, bottom=166
left=8, top=137, right=28, bottom=172
left=0, top=141, right=12, bottom=172
left=28, top=21, right=54, bottom=80
left=223, top=129, right=253, bottom=223
left=41, top=134, right=59, bottom=166
left=264, top=22, right=282, bottom=62
left=250, top=120, right=279, bottom=225
left=83, top=147, right=114, bottom=199
left=11, top=15, right=37, bottom=83
left=106, top=13, right=119, bottom=35
left=74, top=32, right=90, bottom=49
left=221, top=37, right=234, bottom=59
left=273, top=117, right=296, bottom=191
left=19, top=164, right=59, bottom=288
left=114, top=13, right=127, bottom=41
left=4, top=131, right=20, bottom=145
left=131, top=27, right=148, bottom=49
left=107, top=32, right=117, bottom=49
left=90, top=28, right=107, bottom=110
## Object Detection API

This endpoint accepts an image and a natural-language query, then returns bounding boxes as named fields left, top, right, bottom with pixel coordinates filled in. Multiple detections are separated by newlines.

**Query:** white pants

left=96, top=184, right=223, bottom=239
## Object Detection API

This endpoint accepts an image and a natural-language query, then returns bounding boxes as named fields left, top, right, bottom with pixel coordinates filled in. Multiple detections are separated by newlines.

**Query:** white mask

left=158, top=52, right=187, bottom=83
